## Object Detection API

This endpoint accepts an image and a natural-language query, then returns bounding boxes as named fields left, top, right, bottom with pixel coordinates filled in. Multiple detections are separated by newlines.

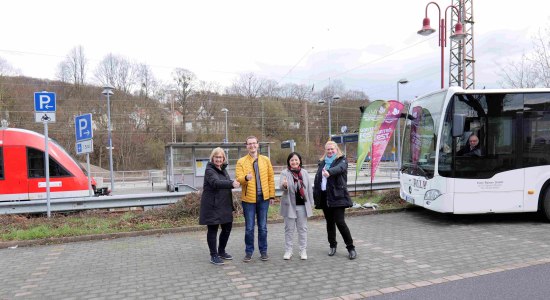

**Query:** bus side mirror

left=452, top=114, right=465, bottom=137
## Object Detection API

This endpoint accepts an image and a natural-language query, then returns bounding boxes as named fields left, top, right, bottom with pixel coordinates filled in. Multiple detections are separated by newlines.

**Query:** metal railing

left=0, top=180, right=399, bottom=215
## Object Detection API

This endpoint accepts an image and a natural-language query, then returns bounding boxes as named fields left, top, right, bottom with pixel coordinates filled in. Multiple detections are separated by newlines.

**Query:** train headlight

left=424, top=189, right=442, bottom=201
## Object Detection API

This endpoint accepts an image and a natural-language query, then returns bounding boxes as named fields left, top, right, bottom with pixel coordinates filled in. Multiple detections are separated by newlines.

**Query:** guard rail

left=0, top=180, right=399, bottom=215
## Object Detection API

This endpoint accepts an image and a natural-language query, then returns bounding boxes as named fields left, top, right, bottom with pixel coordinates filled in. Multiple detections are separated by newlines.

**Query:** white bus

left=399, top=87, right=550, bottom=220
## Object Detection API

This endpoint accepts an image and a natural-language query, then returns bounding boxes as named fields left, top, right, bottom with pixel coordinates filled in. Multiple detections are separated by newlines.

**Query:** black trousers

left=207, top=222, right=232, bottom=256
left=322, top=206, right=355, bottom=250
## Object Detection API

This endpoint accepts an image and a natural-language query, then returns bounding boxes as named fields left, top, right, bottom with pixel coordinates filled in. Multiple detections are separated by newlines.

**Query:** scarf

left=324, top=154, right=336, bottom=169
left=289, top=167, right=306, bottom=200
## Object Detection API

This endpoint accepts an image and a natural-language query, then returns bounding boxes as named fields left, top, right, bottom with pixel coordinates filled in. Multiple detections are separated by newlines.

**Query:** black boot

left=348, top=249, right=357, bottom=260
left=328, top=247, right=337, bottom=256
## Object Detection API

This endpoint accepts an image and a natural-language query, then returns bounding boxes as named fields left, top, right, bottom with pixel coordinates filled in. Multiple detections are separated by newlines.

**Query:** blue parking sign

left=75, top=114, right=93, bottom=142
left=34, top=92, right=56, bottom=112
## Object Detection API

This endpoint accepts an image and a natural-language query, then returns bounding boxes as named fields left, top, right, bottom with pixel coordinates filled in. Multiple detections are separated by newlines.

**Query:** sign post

left=281, top=139, right=296, bottom=153
left=75, top=113, right=94, bottom=197
left=34, top=92, right=56, bottom=218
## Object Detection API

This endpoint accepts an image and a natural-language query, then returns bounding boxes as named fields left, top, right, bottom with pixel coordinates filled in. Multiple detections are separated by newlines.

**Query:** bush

left=378, top=189, right=404, bottom=205
left=145, top=190, right=245, bottom=221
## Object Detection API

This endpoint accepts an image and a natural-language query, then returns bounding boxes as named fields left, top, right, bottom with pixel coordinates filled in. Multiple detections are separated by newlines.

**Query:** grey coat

left=279, top=168, right=314, bottom=218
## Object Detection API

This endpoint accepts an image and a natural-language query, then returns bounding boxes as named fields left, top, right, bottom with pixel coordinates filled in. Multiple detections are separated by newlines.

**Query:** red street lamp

left=418, top=1, right=466, bottom=89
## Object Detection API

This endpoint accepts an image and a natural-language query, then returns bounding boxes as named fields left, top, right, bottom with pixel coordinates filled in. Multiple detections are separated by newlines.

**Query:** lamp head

left=332, top=95, right=340, bottom=101
left=450, top=22, right=467, bottom=40
left=417, top=18, right=436, bottom=36
left=398, top=78, right=409, bottom=85
left=102, top=84, right=114, bottom=96
left=318, top=99, right=326, bottom=104
left=221, top=108, right=228, bottom=113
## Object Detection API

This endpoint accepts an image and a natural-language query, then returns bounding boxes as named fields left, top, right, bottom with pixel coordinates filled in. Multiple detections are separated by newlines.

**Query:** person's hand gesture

left=322, top=167, right=330, bottom=178
left=282, top=177, right=288, bottom=189
left=232, top=179, right=240, bottom=188
left=245, top=172, right=252, bottom=181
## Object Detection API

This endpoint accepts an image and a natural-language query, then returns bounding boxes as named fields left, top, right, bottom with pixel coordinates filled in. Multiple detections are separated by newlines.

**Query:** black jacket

left=457, top=145, right=482, bottom=157
left=313, top=155, right=353, bottom=209
left=199, top=162, right=235, bottom=225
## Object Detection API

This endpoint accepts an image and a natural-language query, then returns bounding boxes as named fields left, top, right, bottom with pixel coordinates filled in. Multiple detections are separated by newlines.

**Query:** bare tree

left=499, top=24, right=550, bottom=88
left=260, top=79, right=280, bottom=98
left=531, top=26, right=550, bottom=87
left=56, top=45, right=87, bottom=86
left=0, top=56, right=20, bottom=76
left=135, top=63, right=157, bottom=99
left=192, top=80, right=222, bottom=135
left=172, top=68, right=197, bottom=141
left=498, top=54, right=539, bottom=88
left=227, top=73, right=264, bottom=99
left=95, top=53, right=137, bottom=93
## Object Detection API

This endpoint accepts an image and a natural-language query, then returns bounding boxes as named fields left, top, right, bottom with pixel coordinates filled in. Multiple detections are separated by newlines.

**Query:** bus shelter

left=165, top=142, right=272, bottom=191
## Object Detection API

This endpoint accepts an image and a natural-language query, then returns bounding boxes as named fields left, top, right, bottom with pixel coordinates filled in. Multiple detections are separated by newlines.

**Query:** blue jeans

left=242, top=196, right=270, bottom=255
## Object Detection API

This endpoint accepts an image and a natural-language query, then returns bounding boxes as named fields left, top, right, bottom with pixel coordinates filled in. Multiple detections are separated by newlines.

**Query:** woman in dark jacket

left=199, top=147, right=240, bottom=265
left=313, top=141, right=357, bottom=260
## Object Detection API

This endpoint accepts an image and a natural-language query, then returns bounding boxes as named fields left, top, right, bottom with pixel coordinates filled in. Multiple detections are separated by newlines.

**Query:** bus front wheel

left=542, top=187, right=550, bottom=222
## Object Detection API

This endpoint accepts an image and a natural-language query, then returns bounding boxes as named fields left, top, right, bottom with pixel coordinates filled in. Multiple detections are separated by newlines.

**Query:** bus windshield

left=401, top=91, right=447, bottom=178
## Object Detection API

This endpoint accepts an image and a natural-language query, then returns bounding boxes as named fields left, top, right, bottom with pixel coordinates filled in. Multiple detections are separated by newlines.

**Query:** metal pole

left=44, top=122, right=51, bottom=218
left=171, top=93, right=176, bottom=143
left=87, top=153, right=92, bottom=197
left=440, top=18, right=445, bottom=89
left=397, top=83, right=402, bottom=172
left=224, top=111, right=228, bottom=143
left=328, top=97, right=332, bottom=138
left=107, top=92, right=114, bottom=193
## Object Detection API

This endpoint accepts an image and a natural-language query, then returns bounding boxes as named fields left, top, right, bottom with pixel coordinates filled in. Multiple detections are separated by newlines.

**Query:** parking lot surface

left=1, top=209, right=550, bottom=299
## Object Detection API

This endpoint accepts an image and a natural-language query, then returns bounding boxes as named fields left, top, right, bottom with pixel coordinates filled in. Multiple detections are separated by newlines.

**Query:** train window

left=27, top=147, right=72, bottom=178
left=0, top=147, right=4, bottom=180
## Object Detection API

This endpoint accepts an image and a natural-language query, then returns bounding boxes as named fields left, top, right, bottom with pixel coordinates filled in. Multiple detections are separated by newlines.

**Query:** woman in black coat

left=199, top=147, right=240, bottom=265
left=313, top=141, right=357, bottom=260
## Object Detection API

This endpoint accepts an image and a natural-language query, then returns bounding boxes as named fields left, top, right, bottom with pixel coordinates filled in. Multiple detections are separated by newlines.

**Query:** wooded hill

left=0, top=75, right=371, bottom=170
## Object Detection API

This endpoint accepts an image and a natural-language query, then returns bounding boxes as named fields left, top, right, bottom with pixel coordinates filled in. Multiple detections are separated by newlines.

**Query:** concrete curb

left=0, top=207, right=413, bottom=249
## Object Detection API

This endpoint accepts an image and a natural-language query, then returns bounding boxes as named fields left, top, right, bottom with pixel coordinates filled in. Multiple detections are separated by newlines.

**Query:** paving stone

left=2, top=210, right=550, bottom=299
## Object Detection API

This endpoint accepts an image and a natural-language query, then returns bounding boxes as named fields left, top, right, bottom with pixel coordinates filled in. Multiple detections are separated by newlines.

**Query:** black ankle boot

left=348, top=249, right=357, bottom=260
left=328, top=247, right=337, bottom=256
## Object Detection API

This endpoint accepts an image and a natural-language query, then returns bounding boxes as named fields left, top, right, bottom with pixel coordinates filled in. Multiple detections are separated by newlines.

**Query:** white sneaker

left=300, top=250, right=307, bottom=260
left=283, top=251, right=293, bottom=260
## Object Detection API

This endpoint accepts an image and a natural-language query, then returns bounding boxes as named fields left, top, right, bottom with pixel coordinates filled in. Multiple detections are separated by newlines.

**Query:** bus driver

left=457, top=134, right=482, bottom=157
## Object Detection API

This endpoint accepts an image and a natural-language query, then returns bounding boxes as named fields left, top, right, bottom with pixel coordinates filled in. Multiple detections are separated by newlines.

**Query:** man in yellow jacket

left=236, top=136, right=275, bottom=262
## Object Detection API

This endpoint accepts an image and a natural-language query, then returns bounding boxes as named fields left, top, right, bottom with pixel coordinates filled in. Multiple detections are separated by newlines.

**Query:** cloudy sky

left=2, top=0, right=549, bottom=101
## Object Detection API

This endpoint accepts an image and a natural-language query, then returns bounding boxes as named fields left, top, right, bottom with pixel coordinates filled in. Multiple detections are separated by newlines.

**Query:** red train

left=0, top=127, right=103, bottom=201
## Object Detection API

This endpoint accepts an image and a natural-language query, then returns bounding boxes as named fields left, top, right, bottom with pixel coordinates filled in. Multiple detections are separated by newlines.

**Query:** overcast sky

left=2, top=0, right=549, bottom=101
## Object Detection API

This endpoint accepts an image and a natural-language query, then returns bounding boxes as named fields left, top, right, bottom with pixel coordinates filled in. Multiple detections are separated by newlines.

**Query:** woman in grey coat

left=279, top=152, right=314, bottom=260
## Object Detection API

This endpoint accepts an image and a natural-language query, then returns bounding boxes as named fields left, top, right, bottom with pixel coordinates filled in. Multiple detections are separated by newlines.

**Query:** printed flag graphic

left=356, top=100, right=388, bottom=177
left=370, top=100, right=405, bottom=181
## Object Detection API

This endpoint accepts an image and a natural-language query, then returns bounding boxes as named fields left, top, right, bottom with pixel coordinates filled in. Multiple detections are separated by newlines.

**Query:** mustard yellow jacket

left=236, top=154, right=275, bottom=203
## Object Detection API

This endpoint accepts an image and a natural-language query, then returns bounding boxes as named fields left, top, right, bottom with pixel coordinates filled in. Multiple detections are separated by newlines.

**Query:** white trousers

left=284, top=205, right=308, bottom=252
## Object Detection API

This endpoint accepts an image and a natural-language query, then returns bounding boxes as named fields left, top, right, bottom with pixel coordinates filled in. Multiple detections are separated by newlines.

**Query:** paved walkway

left=1, top=209, right=550, bottom=299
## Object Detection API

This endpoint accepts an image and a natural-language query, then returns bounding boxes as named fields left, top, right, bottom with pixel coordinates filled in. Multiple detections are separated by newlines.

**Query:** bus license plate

left=405, top=195, right=415, bottom=204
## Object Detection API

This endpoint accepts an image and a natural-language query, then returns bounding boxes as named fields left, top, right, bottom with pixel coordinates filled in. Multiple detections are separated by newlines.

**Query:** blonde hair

left=209, top=147, right=227, bottom=163
left=320, top=140, right=343, bottom=160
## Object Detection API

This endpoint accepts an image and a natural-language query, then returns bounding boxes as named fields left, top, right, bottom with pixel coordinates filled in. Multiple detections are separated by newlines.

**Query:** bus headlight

left=424, top=189, right=442, bottom=201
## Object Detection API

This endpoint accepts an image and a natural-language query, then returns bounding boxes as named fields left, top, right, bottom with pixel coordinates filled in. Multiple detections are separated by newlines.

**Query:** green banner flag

left=356, top=100, right=388, bottom=176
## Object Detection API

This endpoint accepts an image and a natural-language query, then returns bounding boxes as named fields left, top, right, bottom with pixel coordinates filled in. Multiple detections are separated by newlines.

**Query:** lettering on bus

left=476, top=180, right=504, bottom=190
left=413, top=178, right=427, bottom=189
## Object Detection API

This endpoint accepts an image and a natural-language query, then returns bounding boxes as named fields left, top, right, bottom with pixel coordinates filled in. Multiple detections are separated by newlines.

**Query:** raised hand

left=282, top=176, right=288, bottom=189
left=245, top=172, right=252, bottom=181
left=322, top=168, right=330, bottom=178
